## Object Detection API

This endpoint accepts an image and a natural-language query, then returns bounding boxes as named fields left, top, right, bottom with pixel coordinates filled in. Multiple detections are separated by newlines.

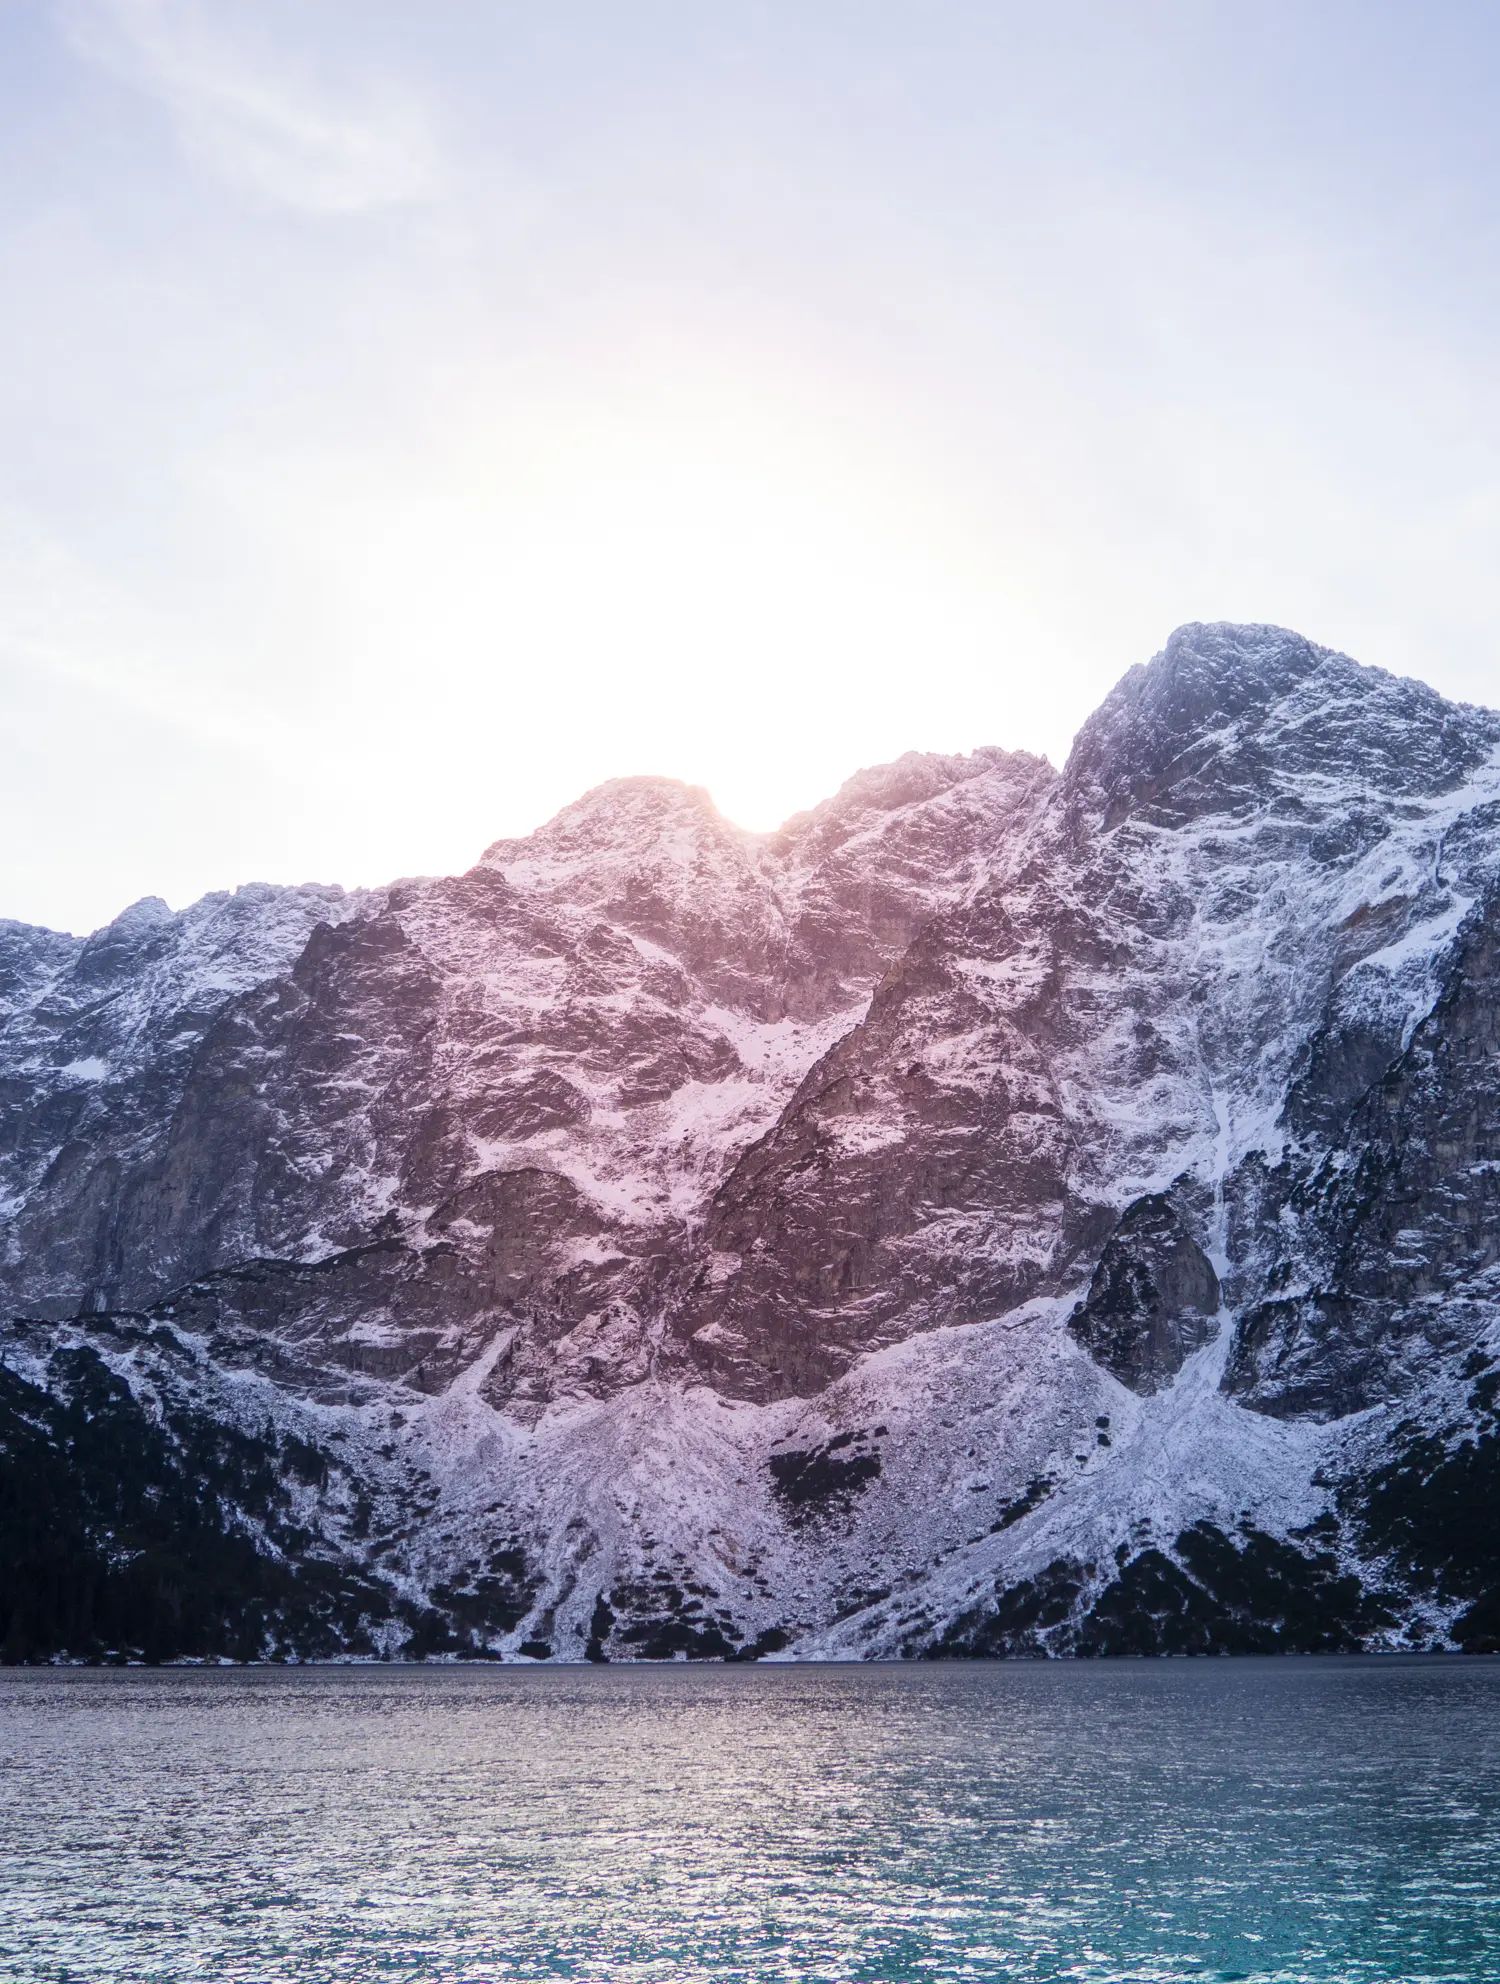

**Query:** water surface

left=2, top=1658, right=1498, bottom=1982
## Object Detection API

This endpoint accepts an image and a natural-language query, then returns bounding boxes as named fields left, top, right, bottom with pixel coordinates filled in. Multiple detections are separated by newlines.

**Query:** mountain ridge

left=5, top=621, right=1500, bottom=1664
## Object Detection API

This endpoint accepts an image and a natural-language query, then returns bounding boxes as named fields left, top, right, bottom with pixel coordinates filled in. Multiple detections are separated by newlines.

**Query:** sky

left=3, top=2, right=1500, bottom=934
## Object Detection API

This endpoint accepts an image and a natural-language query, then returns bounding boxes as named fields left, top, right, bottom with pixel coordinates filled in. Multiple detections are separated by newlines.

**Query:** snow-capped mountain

left=4, top=622, right=1499, bottom=1662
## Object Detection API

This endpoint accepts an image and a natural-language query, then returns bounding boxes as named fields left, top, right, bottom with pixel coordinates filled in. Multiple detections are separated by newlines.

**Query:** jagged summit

left=1081, top=621, right=1335, bottom=750
left=480, top=773, right=748, bottom=871
left=103, top=894, right=175, bottom=934
left=772, top=744, right=1048, bottom=845
left=481, top=749, right=1050, bottom=885
left=6, top=625, right=1500, bottom=1666
left=1063, top=621, right=1500, bottom=832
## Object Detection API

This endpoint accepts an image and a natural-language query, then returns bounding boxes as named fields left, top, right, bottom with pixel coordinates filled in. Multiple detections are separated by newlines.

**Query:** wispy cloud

left=57, top=0, right=443, bottom=214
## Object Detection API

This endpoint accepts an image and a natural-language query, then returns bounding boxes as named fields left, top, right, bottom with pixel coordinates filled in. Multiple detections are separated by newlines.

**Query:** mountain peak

left=477, top=776, right=757, bottom=894
left=1064, top=621, right=1500, bottom=829
left=103, top=894, right=175, bottom=937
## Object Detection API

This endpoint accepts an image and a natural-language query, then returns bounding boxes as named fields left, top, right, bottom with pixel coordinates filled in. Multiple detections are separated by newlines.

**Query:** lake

left=1, top=1658, right=1497, bottom=1982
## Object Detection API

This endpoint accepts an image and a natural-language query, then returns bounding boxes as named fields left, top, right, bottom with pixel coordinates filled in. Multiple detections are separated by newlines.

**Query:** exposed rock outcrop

left=1068, top=1195, right=1219, bottom=1394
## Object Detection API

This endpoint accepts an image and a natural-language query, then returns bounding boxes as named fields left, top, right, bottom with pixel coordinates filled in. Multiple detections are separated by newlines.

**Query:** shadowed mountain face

left=6, top=622, right=1500, bottom=1665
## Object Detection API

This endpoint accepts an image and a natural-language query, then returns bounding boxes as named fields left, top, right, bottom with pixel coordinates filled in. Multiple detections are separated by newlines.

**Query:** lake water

left=1, top=1659, right=1498, bottom=1982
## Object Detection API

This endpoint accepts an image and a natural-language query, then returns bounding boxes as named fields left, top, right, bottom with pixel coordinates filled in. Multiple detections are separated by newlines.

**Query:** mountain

left=5, top=622, right=1500, bottom=1663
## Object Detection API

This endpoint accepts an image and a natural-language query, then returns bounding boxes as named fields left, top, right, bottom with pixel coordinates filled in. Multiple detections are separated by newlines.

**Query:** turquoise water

left=2, top=1660, right=1499, bottom=1982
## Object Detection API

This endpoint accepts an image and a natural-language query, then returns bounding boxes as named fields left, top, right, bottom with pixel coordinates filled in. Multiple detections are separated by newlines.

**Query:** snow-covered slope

left=6, top=624, right=1500, bottom=1664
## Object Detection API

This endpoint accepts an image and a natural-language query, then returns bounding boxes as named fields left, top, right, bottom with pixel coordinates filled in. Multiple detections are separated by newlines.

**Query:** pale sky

left=4, top=2, right=1500, bottom=933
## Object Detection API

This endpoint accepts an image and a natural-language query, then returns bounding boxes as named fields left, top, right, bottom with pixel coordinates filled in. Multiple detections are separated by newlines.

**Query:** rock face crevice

left=6, top=622, right=1500, bottom=1661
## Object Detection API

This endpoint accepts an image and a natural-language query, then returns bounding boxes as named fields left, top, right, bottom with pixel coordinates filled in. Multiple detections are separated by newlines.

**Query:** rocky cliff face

left=5, top=623, right=1500, bottom=1664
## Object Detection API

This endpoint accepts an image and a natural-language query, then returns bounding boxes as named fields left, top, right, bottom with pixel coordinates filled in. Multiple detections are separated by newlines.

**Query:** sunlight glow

left=245, top=371, right=1034, bottom=856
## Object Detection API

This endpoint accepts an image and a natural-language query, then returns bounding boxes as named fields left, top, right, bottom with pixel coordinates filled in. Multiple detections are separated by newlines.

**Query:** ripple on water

left=1, top=1658, right=1499, bottom=1982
